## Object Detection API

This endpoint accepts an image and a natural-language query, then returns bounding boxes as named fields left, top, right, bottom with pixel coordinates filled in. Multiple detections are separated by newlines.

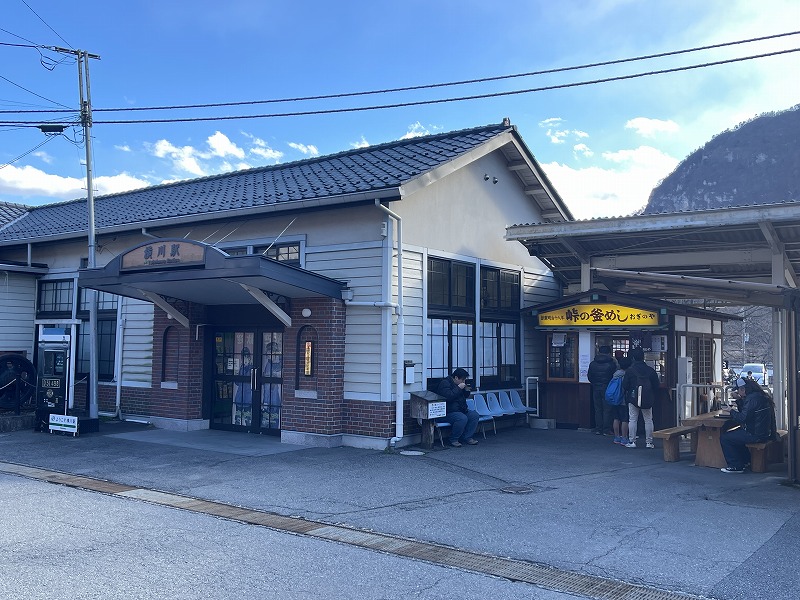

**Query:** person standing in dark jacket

left=720, top=378, right=775, bottom=473
left=622, top=347, right=660, bottom=449
left=436, top=368, right=479, bottom=447
left=587, top=346, right=616, bottom=435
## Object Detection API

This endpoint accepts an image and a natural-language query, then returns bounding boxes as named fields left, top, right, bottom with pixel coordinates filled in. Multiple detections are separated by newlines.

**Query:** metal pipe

left=376, top=200, right=405, bottom=446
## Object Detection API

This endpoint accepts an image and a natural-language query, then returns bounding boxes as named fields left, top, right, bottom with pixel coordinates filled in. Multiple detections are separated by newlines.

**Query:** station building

left=0, top=121, right=571, bottom=448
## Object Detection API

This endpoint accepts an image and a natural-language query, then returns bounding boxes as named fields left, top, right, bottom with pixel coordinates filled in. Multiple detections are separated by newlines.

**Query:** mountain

left=644, top=105, right=800, bottom=214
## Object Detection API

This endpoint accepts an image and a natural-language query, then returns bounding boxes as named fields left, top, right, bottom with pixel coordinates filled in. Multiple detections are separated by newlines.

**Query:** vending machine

left=35, top=327, right=70, bottom=432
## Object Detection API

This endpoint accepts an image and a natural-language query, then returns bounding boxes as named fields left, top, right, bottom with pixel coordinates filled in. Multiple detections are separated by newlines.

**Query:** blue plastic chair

left=472, top=393, right=496, bottom=435
left=468, top=395, right=493, bottom=438
left=434, top=421, right=451, bottom=447
left=509, top=389, right=531, bottom=414
left=498, top=391, right=521, bottom=414
left=486, top=393, right=509, bottom=418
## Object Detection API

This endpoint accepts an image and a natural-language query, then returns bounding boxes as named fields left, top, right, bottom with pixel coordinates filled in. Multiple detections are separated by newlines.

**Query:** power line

left=0, top=46, right=796, bottom=128
left=0, top=73, right=73, bottom=110
left=74, top=48, right=800, bottom=125
left=0, top=133, right=56, bottom=170
left=20, top=0, right=73, bottom=49
left=0, top=30, right=797, bottom=116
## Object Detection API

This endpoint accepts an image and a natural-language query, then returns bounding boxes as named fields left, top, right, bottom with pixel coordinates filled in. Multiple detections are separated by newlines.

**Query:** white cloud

left=151, top=139, right=207, bottom=176
left=114, top=144, right=131, bottom=152
left=94, top=173, right=150, bottom=196
left=0, top=164, right=149, bottom=202
left=245, top=135, right=283, bottom=162
left=250, top=145, right=283, bottom=161
left=400, top=122, right=430, bottom=139
left=539, top=118, right=590, bottom=145
left=542, top=146, right=679, bottom=220
left=33, top=151, right=53, bottom=164
left=625, top=117, right=679, bottom=138
left=573, top=143, right=594, bottom=158
left=288, top=142, right=319, bottom=156
left=351, top=136, right=370, bottom=149
left=207, top=131, right=245, bottom=159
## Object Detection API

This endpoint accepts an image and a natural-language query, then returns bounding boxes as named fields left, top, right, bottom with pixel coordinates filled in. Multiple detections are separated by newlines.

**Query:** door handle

left=251, top=366, right=258, bottom=391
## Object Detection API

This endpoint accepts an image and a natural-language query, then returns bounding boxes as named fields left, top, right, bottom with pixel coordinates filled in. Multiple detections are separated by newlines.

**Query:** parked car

left=741, top=363, right=769, bottom=385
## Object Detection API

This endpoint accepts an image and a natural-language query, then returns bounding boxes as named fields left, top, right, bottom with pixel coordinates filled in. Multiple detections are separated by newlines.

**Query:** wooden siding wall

left=0, top=272, right=36, bottom=356
left=120, top=297, right=154, bottom=386
left=522, top=269, right=560, bottom=384
left=305, top=242, right=385, bottom=401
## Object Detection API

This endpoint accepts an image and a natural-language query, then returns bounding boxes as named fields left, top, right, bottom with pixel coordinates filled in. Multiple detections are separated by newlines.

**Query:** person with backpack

left=606, top=355, right=632, bottom=445
left=622, top=347, right=660, bottom=449
left=587, top=345, right=616, bottom=435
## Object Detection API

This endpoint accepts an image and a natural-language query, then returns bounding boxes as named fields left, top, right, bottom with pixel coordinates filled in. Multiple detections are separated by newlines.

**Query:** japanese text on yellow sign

left=538, top=303, right=659, bottom=327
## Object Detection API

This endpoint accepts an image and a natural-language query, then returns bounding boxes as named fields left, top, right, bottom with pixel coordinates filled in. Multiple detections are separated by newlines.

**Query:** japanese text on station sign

left=538, top=303, right=659, bottom=327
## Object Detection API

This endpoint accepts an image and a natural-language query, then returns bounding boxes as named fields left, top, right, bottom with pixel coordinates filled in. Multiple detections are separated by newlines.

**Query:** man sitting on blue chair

left=436, top=368, right=480, bottom=447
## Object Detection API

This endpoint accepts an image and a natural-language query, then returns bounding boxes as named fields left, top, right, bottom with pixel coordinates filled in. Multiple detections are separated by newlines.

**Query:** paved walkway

left=1, top=421, right=798, bottom=600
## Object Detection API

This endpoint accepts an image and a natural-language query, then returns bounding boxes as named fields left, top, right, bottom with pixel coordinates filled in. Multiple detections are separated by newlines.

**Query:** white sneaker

left=646, top=442, right=655, bottom=449
left=625, top=442, right=637, bottom=448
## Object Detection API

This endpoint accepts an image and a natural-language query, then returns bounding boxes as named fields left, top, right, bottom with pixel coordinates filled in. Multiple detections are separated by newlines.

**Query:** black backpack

left=630, top=373, right=655, bottom=409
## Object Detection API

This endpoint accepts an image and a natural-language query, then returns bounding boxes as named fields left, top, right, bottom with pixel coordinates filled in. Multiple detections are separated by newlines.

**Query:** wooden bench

left=652, top=425, right=701, bottom=462
left=746, top=430, right=788, bottom=473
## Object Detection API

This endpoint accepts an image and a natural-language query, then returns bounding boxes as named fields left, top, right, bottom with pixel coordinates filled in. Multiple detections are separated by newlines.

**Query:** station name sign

left=538, top=303, right=660, bottom=327
left=121, top=240, right=206, bottom=270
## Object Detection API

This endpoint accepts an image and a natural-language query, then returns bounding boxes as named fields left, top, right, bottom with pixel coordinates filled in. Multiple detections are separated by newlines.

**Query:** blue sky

left=1, top=0, right=798, bottom=219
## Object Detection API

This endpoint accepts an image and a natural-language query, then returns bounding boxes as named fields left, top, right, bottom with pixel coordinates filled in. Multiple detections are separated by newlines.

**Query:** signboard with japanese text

left=49, top=414, right=78, bottom=436
left=538, top=303, right=661, bottom=327
left=121, top=240, right=206, bottom=270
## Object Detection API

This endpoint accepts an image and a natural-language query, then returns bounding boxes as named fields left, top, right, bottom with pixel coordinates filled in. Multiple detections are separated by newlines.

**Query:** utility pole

left=54, top=47, right=101, bottom=422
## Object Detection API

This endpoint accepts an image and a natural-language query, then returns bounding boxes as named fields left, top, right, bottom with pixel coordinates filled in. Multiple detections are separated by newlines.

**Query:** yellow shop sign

left=538, top=303, right=660, bottom=327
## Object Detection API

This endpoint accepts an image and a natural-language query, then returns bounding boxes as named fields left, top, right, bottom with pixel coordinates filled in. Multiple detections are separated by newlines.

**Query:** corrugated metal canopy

left=506, top=201, right=800, bottom=308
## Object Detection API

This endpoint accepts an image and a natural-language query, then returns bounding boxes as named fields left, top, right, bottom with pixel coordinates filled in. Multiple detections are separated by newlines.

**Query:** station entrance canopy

left=78, top=239, right=347, bottom=328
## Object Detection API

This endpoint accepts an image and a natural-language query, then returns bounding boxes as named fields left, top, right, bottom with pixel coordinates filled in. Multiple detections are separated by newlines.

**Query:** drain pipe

left=375, top=200, right=405, bottom=447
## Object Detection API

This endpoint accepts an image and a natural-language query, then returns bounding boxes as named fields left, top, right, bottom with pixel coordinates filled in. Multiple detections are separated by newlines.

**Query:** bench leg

left=662, top=438, right=681, bottom=462
left=749, top=447, right=767, bottom=473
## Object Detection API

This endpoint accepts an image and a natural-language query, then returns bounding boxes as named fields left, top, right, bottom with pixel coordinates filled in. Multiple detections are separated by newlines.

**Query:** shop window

left=547, top=333, right=577, bottom=381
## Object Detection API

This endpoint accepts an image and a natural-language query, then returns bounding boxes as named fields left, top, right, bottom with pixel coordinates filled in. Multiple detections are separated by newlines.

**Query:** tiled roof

left=0, top=201, right=28, bottom=227
left=0, top=123, right=510, bottom=243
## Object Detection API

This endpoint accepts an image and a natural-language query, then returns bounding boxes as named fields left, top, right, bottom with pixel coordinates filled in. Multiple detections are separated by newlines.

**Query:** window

left=76, top=320, right=117, bottom=380
left=38, top=280, right=73, bottom=314
left=547, top=333, right=577, bottom=380
left=688, top=336, right=713, bottom=385
left=255, top=243, right=301, bottom=265
left=76, top=289, right=119, bottom=382
left=481, top=267, right=520, bottom=311
left=480, top=321, right=520, bottom=388
left=428, top=258, right=474, bottom=311
left=222, top=243, right=301, bottom=265
left=427, top=317, right=474, bottom=388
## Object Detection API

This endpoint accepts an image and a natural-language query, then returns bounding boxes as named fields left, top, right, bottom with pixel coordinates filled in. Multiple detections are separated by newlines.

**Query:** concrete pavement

left=1, top=420, right=798, bottom=599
